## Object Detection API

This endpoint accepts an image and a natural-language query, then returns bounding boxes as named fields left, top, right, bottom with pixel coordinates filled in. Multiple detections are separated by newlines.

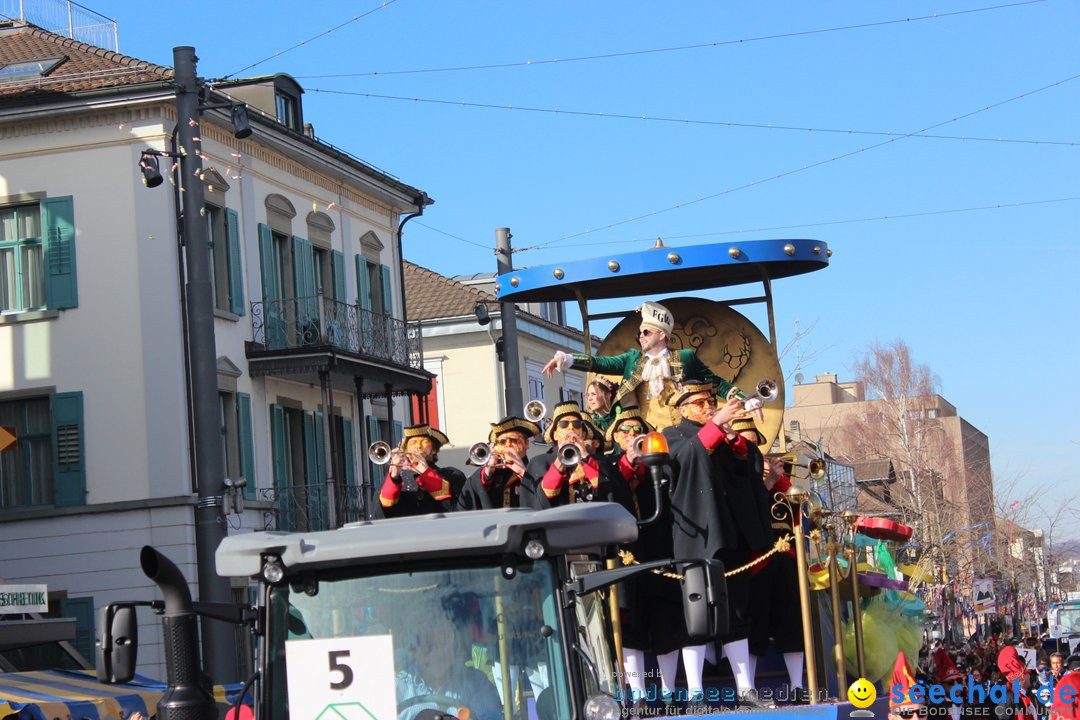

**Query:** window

left=0, top=203, right=44, bottom=311
left=270, top=404, right=330, bottom=530
left=0, top=392, right=84, bottom=509
left=205, top=200, right=244, bottom=316
left=354, top=255, right=394, bottom=315
left=0, top=57, right=65, bottom=83
left=539, top=301, right=564, bottom=325
left=0, top=196, right=77, bottom=314
left=275, top=91, right=300, bottom=130
left=219, top=391, right=255, bottom=500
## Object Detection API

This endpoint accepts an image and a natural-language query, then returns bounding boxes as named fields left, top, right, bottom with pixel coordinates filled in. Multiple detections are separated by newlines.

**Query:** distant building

left=784, top=373, right=995, bottom=570
left=403, top=262, right=596, bottom=454
left=0, top=20, right=430, bottom=676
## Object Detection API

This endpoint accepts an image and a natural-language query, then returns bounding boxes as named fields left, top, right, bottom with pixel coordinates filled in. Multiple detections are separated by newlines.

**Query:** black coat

left=455, top=464, right=539, bottom=510
left=662, top=419, right=737, bottom=560
left=522, top=449, right=634, bottom=511
left=721, top=442, right=775, bottom=552
left=370, top=464, right=466, bottom=519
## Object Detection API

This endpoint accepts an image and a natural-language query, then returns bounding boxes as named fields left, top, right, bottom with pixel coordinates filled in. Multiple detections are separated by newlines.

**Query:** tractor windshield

left=264, top=559, right=575, bottom=720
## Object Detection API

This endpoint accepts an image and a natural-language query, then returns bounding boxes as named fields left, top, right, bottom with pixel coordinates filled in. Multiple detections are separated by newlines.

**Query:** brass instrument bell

left=368, top=441, right=392, bottom=465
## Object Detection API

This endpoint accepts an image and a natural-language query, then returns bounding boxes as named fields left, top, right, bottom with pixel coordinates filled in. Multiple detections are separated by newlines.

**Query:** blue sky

left=96, top=1, right=1078, bottom=539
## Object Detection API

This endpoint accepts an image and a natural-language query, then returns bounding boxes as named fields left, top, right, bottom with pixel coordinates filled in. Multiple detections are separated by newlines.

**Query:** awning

left=0, top=669, right=246, bottom=720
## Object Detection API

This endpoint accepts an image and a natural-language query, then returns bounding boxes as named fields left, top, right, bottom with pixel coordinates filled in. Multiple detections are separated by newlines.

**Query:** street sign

left=0, top=426, right=15, bottom=452
left=0, top=584, right=49, bottom=614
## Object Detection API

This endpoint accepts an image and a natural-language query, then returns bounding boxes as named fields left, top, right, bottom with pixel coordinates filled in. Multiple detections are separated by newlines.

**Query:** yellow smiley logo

left=848, top=678, right=877, bottom=708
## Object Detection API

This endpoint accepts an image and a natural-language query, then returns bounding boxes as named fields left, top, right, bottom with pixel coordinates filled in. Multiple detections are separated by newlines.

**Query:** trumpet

left=524, top=399, right=547, bottom=424
left=557, top=442, right=582, bottom=468
left=368, top=441, right=393, bottom=465
left=468, top=442, right=494, bottom=466
left=782, top=452, right=827, bottom=481
left=741, top=378, right=779, bottom=411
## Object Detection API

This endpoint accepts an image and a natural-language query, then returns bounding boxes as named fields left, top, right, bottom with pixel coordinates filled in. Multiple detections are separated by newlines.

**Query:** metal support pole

left=173, top=45, right=235, bottom=683
left=385, top=383, right=395, bottom=442
left=495, top=228, right=523, bottom=418
left=318, top=370, right=338, bottom=528
left=788, top=489, right=819, bottom=703
left=354, top=376, right=370, bottom=520
left=827, top=542, right=847, bottom=694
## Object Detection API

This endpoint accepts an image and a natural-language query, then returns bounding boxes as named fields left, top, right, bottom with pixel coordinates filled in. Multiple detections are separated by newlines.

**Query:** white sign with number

left=285, top=635, right=397, bottom=720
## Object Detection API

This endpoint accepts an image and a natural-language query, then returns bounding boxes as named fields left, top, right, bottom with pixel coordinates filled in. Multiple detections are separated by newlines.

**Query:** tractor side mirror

left=679, top=559, right=728, bottom=642
left=96, top=603, right=138, bottom=683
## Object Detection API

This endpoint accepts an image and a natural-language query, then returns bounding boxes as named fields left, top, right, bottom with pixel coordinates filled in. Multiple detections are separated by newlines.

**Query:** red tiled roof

left=0, top=20, right=172, bottom=101
left=403, top=260, right=495, bottom=321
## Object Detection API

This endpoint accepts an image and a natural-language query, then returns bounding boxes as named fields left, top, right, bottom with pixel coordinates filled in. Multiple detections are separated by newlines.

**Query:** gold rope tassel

left=618, top=534, right=793, bottom=580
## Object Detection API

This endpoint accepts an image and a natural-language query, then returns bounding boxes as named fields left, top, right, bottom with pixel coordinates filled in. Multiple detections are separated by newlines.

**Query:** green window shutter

left=42, top=195, right=78, bottom=310
left=392, top=421, right=403, bottom=446
left=366, top=415, right=380, bottom=482
left=270, top=404, right=288, bottom=490
left=341, top=417, right=356, bottom=487
left=59, top=596, right=95, bottom=665
left=330, top=250, right=346, bottom=301
left=380, top=264, right=394, bottom=317
left=292, top=236, right=317, bottom=338
left=225, top=209, right=245, bottom=316
left=258, top=224, right=279, bottom=301
left=355, top=255, right=372, bottom=311
left=52, top=391, right=85, bottom=507
left=236, top=393, right=256, bottom=500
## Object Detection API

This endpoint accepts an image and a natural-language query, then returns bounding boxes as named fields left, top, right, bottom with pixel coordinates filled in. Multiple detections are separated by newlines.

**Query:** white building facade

left=0, top=22, right=431, bottom=679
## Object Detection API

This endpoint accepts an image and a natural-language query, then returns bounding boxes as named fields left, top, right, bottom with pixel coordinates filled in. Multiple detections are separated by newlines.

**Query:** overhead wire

left=525, top=196, right=1080, bottom=251
left=519, top=72, right=1080, bottom=252
left=293, top=0, right=1047, bottom=79
left=411, top=221, right=491, bottom=249
left=308, top=88, right=1079, bottom=148
left=221, top=0, right=400, bottom=80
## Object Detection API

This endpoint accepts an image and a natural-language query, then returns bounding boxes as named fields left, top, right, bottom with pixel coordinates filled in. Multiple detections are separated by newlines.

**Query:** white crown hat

left=638, top=301, right=674, bottom=334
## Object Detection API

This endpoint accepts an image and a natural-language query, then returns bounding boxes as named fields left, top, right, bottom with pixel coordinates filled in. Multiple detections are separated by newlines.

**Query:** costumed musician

left=660, top=380, right=770, bottom=709
left=455, top=416, right=541, bottom=510
left=542, top=301, right=756, bottom=432
left=524, top=402, right=633, bottom=510
left=605, top=406, right=681, bottom=713
left=373, top=425, right=466, bottom=519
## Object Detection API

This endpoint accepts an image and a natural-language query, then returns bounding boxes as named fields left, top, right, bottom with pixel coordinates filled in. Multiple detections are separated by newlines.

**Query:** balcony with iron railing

left=259, top=484, right=368, bottom=531
left=247, top=295, right=431, bottom=395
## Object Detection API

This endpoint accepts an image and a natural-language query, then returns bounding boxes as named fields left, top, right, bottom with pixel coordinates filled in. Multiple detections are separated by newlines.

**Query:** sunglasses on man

left=617, top=423, right=645, bottom=435
left=557, top=419, right=584, bottom=429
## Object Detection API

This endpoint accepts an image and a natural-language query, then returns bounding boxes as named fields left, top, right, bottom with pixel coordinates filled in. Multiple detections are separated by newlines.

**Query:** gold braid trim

left=722, top=535, right=793, bottom=577
left=619, top=534, right=794, bottom=580
left=617, top=549, right=684, bottom=580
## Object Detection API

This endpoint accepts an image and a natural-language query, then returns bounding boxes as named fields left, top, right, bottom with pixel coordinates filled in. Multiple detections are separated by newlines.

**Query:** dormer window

left=272, top=76, right=304, bottom=131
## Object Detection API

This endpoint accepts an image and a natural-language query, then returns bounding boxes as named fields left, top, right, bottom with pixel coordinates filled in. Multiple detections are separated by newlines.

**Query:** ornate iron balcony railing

left=250, top=295, right=423, bottom=370
left=260, top=484, right=371, bottom=531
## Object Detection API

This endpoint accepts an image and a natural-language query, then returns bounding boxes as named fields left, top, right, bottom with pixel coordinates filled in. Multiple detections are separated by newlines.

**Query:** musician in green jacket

left=542, top=301, right=750, bottom=431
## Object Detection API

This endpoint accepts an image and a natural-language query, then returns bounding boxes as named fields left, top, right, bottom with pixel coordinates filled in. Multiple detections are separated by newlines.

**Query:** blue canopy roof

left=496, top=238, right=829, bottom=303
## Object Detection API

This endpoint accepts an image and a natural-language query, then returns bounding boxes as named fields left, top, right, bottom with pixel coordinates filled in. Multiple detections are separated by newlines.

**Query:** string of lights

left=519, top=72, right=1080, bottom=252
left=507, top=196, right=1080, bottom=252
left=293, top=0, right=1047, bottom=79
left=221, top=0, right=400, bottom=80
left=308, top=88, right=1078, bottom=148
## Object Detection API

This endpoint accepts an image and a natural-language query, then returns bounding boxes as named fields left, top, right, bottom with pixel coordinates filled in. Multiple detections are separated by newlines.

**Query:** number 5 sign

left=285, top=635, right=397, bottom=720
